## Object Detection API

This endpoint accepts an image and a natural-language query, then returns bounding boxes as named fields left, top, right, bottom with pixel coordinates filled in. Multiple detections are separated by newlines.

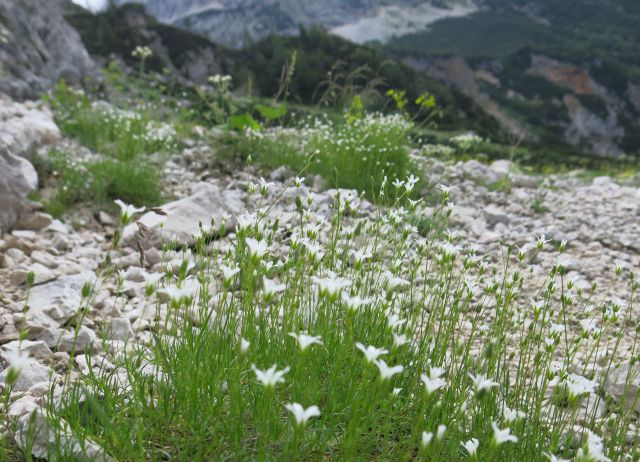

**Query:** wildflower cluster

left=43, top=177, right=639, bottom=461
left=450, top=132, right=485, bottom=153
left=242, top=113, right=416, bottom=198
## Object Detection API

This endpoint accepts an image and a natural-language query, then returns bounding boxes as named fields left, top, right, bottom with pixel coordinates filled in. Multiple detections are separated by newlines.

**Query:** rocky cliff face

left=111, top=0, right=471, bottom=48
left=0, top=0, right=96, bottom=100
left=413, top=52, right=632, bottom=157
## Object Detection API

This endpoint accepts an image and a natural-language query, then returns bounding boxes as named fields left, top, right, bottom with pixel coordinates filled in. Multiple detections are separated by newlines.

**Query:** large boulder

left=0, top=151, right=37, bottom=233
left=24, top=272, right=97, bottom=334
left=0, top=98, right=61, bottom=160
left=0, top=99, right=61, bottom=232
left=603, top=360, right=640, bottom=414
left=122, top=183, right=245, bottom=249
left=0, top=0, right=95, bottom=100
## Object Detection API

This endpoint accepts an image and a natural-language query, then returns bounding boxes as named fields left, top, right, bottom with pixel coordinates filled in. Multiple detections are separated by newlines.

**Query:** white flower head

left=312, top=275, right=351, bottom=299
left=355, top=343, right=388, bottom=363
left=160, top=280, right=199, bottom=303
left=392, top=332, right=409, bottom=348
left=258, top=177, right=275, bottom=195
left=342, top=293, right=372, bottom=312
left=502, top=404, right=526, bottom=423
left=114, top=199, right=145, bottom=223
left=220, top=264, right=241, bottom=283
left=383, top=271, right=409, bottom=291
left=405, top=174, right=419, bottom=193
left=492, top=422, right=518, bottom=445
left=565, top=373, right=597, bottom=400
left=462, top=438, right=479, bottom=456
left=421, top=431, right=433, bottom=448
left=288, top=332, right=323, bottom=352
left=386, top=313, right=407, bottom=331
left=575, top=430, right=611, bottom=462
left=284, top=402, right=320, bottom=427
left=251, top=364, right=290, bottom=388
left=6, top=349, right=30, bottom=374
left=374, top=359, right=404, bottom=381
left=263, top=277, right=286, bottom=296
left=544, top=452, right=570, bottom=462
left=468, top=372, right=499, bottom=395
left=305, top=241, right=325, bottom=262
left=421, top=367, right=447, bottom=395
left=239, top=338, right=250, bottom=354
left=245, top=238, right=269, bottom=259
left=437, top=184, right=451, bottom=195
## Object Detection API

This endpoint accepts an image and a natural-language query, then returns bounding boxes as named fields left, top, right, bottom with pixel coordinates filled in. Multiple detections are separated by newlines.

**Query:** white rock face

left=25, top=272, right=97, bottom=333
left=113, top=0, right=467, bottom=48
left=1, top=340, right=53, bottom=362
left=0, top=358, right=52, bottom=392
left=0, top=99, right=61, bottom=160
left=0, top=0, right=96, bottom=99
left=0, top=151, right=38, bottom=233
left=15, top=408, right=114, bottom=461
left=122, top=182, right=245, bottom=249
left=0, top=99, right=60, bottom=232
left=603, top=361, right=640, bottom=414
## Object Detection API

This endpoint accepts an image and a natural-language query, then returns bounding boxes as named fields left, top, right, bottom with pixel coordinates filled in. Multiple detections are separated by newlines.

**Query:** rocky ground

left=1, top=98, right=639, bottom=457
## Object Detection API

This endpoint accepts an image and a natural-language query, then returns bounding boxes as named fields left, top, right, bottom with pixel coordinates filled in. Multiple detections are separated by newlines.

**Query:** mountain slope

left=108, top=0, right=640, bottom=158
left=383, top=0, right=640, bottom=157
left=111, top=0, right=476, bottom=48
left=67, top=4, right=504, bottom=139
left=0, top=0, right=96, bottom=99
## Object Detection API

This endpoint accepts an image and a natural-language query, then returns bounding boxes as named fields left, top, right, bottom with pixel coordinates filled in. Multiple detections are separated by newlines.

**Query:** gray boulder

left=603, top=361, right=640, bottom=414
left=0, top=98, right=60, bottom=159
left=25, top=272, right=97, bottom=334
left=0, top=0, right=95, bottom=100
left=122, top=183, right=245, bottom=249
left=0, top=151, right=37, bottom=233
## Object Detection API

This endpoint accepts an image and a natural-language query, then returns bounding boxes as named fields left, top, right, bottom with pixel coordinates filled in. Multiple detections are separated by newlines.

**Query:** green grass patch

left=226, top=113, right=419, bottom=199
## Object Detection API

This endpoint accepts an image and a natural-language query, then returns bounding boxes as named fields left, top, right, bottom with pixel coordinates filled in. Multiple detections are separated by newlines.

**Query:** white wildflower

left=251, top=364, right=290, bottom=388
left=492, top=422, right=518, bottom=445
left=462, top=438, right=479, bottom=456
left=288, top=332, right=323, bottom=352
left=245, top=238, right=268, bottom=259
left=263, top=277, right=286, bottom=296
left=374, top=359, right=404, bottom=381
left=114, top=199, right=145, bottom=223
left=469, top=372, right=499, bottom=394
left=392, top=333, right=409, bottom=348
left=355, top=343, right=388, bottom=363
left=284, top=402, right=320, bottom=427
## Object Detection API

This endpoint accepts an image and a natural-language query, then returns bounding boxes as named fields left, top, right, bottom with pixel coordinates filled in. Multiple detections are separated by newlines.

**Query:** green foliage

left=530, top=189, right=550, bottom=214
left=235, top=27, right=504, bottom=140
left=34, top=150, right=162, bottom=217
left=229, top=112, right=418, bottom=198
left=32, top=150, right=88, bottom=217
left=487, top=176, right=513, bottom=194
left=228, top=112, right=261, bottom=131
left=29, top=182, right=640, bottom=461
left=49, top=81, right=176, bottom=161
left=255, top=103, right=288, bottom=121
left=40, top=81, right=171, bottom=215
left=86, top=159, right=162, bottom=206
